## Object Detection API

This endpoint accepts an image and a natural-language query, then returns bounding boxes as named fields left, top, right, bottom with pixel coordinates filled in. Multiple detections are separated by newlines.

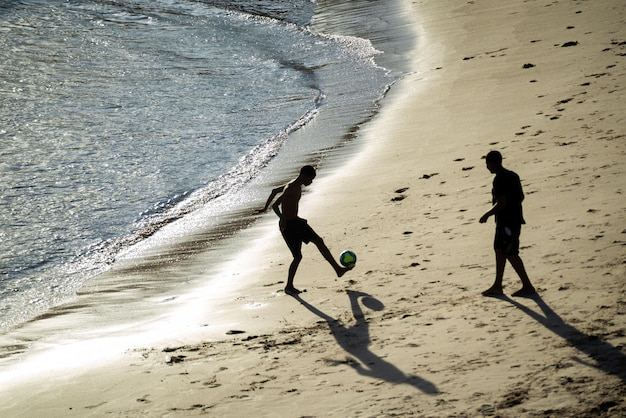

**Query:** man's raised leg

left=311, top=236, right=350, bottom=277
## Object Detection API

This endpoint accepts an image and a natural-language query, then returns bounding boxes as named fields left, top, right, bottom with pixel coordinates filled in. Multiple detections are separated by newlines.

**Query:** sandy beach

left=2, top=0, right=625, bottom=416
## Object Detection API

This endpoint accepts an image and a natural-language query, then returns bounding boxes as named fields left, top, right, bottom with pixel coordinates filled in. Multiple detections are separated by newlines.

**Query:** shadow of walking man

left=292, top=290, right=438, bottom=394
left=505, top=294, right=626, bottom=384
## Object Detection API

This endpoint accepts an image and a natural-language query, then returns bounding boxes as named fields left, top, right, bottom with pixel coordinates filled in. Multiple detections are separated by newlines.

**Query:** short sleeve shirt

left=492, top=168, right=525, bottom=226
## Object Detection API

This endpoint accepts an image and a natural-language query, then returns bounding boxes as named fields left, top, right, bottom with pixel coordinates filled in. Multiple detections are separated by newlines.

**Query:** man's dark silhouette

left=479, top=151, right=536, bottom=297
left=260, top=165, right=350, bottom=294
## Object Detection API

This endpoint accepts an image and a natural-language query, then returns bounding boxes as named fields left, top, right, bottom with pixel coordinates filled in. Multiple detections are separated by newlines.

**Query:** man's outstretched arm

left=272, top=193, right=284, bottom=219
left=479, top=194, right=507, bottom=223
left=258, top=186, right=284, bottom=213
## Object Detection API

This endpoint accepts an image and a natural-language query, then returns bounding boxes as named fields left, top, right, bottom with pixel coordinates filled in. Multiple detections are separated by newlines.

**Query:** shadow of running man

left=291, top=290, right=438, bottom=394
left=503, top=294, right=626, bottom=384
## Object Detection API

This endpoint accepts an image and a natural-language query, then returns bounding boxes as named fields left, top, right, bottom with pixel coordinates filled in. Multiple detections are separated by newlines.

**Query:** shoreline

left=0, top=0, right=402, bottom=336
left=0, top=0, right=410, bottom=359
left=2, top=0, right=625, bottom=416
left=0, top=0, right=414, bottom=381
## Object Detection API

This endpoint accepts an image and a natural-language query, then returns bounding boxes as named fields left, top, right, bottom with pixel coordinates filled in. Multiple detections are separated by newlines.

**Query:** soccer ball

left=339, top=250, right=357, bottom=268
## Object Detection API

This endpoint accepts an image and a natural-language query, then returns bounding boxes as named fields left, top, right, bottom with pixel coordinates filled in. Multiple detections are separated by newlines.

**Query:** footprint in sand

left=391, top=187, right=409, bottom=202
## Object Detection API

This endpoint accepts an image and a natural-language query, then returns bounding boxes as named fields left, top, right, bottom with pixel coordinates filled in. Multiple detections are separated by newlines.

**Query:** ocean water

left=0, top=0, right=413, bottom=352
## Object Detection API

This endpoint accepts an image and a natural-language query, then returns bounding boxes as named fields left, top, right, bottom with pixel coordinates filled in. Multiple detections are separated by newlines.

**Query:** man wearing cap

left=479, top=151, right=536, bottom=297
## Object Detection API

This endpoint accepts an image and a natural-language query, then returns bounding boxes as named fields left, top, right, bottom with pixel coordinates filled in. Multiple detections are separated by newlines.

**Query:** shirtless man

left=260, top=165, right=351, bottom=294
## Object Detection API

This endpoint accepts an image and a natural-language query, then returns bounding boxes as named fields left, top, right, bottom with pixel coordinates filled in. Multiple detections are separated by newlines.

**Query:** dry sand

left=1, top=0, right=625, bottom=416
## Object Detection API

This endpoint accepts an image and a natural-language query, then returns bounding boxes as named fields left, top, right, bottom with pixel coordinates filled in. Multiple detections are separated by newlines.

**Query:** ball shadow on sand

left=291, top=290, right=439, bottom=394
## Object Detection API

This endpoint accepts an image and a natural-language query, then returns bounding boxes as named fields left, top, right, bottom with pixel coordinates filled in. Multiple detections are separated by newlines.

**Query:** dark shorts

left=494, top=223, right=521, bottom=256
left=281, top=218, right=320, bottom=257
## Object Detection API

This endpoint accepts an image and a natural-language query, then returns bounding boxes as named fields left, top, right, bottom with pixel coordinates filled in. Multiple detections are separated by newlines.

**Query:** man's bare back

left=276, top=180, right=301, bottom=221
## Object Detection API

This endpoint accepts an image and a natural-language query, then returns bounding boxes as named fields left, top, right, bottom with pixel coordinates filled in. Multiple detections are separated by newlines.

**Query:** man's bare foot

left=511, top=287, right=536, bottom=297
left=482, top=286, right=504, bottom=297
left=284, top=286, right=303, bottom=295
left=336, top=266, right=352, bottom=278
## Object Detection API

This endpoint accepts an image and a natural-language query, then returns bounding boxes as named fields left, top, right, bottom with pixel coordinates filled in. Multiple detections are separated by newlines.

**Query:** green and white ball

left=339, top=250, right=357, bottom=268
